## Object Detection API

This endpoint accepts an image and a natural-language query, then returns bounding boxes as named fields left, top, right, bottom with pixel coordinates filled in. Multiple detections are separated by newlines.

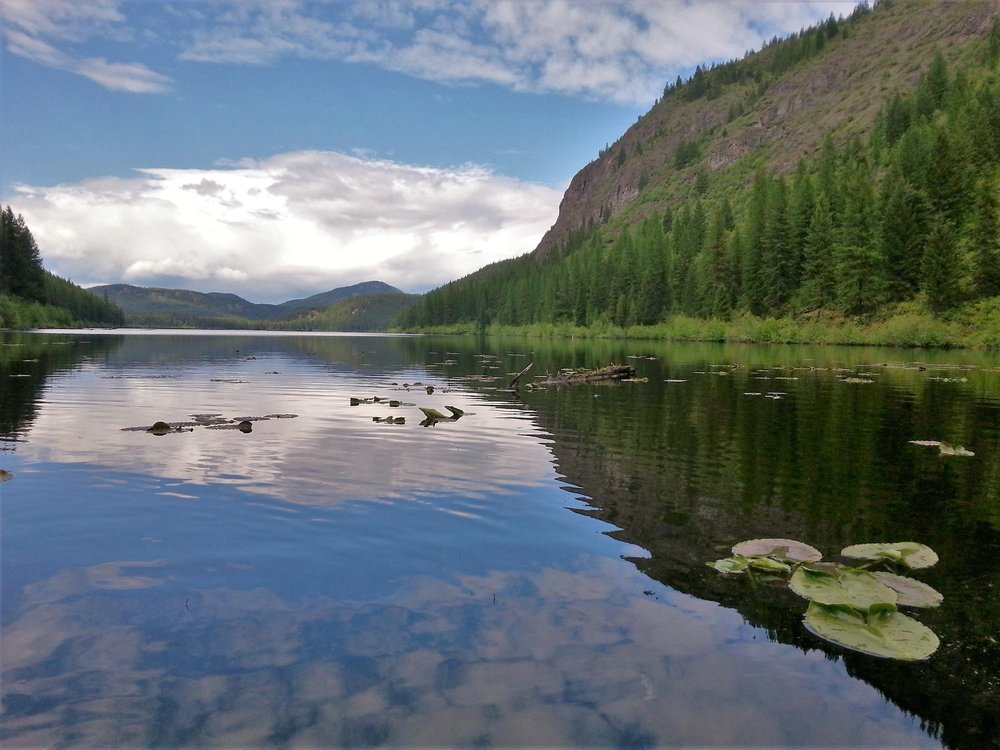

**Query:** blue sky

left=1, top=0, right=858, bottom=302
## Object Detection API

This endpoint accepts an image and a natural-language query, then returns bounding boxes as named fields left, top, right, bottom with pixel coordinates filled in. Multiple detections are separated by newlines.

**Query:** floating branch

left=544, top=364, right=637, bottom=385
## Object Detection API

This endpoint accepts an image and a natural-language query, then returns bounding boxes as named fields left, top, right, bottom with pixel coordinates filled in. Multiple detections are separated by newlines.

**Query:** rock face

left=534, top=0, right=997, bottom=262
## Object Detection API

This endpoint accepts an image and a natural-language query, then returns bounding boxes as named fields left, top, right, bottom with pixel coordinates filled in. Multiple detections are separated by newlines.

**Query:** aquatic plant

left=709, top=538, right=941, bottom=660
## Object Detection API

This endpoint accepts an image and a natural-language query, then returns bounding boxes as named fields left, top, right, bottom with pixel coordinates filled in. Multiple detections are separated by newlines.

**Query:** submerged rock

left=147, top=421, right=173, bottom=436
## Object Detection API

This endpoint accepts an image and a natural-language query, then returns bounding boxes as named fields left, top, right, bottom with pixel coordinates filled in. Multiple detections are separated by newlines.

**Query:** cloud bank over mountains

left=15, top=152, right=561, bottom=300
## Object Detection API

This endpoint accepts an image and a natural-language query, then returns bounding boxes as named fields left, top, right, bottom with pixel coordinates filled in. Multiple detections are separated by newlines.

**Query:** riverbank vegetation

left=404, top=297, right=1000, bottom=349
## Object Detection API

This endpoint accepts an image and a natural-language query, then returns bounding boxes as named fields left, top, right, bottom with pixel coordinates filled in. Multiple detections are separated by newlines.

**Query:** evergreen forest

left=0, top=206, right=124, bottom=328
left=400, top=5, right=1000, bottom=344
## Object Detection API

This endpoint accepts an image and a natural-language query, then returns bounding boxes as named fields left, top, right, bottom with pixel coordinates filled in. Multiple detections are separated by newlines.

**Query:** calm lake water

left=2, top=330, right=998, bottom=748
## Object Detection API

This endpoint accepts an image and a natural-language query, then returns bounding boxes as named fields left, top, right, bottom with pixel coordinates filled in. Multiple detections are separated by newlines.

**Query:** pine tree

left=759, top=177, right=793, bottom=312
left=799, top=195, right=836, bottom=310
left=884, top=94, right=913, bottom=146
left=787, top=167, right=816, bottom=293
left=914, top=51, right=949, bottom=119
left=0, top=206, right=46, bottom=302
left=835, top=242, right=885, bottom=316
left=925, top=128, right=969, bottom=223
left=739, top=171, right=770, bottom=313
left=921, top=216, right=961, bottom=313
left=879, top=171, right=931, bottom=301
left=970, top=178, right=1000, bottom=299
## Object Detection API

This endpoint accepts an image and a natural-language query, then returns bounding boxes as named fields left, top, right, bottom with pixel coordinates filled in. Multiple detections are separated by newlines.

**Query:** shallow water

left=1, top=330, right=998, bottom=748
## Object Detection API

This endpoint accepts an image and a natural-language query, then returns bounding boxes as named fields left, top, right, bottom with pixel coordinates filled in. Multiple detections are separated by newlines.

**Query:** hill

left=401, top=0, right=1000, bottom=344
left=274, top=292, right=420, bottom=332
left=1, top=206, right=125, bottom=329
left=272, top=282, right=402, bottom=317
left=91, top=281, right=404, bottom=326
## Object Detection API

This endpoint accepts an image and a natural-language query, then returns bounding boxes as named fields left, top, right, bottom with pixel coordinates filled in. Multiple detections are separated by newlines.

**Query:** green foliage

left=1, top=206, right=45, bottom=302
left=0, top=206, right=124, bottom=328
left=44, top=273, right=124, bottom=326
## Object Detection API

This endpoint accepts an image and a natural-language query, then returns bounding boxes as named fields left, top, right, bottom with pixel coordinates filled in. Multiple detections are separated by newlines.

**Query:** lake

left=2, top=330, right=998, bottom=748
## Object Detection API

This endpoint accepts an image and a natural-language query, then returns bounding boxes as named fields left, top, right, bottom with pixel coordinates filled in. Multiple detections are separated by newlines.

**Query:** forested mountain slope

left=1, top=206, right=124, bottom=328
left=401, top=0, right=1000, bottom=337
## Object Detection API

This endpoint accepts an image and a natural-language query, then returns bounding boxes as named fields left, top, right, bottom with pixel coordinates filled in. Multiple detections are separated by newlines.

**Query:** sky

left=1, top=0, right=859, bottom=302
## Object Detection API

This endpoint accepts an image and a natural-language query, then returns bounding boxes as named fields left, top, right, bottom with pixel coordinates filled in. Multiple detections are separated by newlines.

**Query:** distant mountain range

left=90, top=281, right=404, bottom=322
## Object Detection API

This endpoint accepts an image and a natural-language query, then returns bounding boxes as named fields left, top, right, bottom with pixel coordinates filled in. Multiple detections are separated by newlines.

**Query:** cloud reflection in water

left=1, top=556, right=935, bottom=748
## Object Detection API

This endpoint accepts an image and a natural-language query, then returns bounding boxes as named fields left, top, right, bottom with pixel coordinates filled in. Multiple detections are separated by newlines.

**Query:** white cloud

left=0, top=0, right=172, bottom=93
left=11, top=151, right=562, bottom=301
left=178, top=0, right=860, bottom=105
left=3, top=0, right=859, bottom=103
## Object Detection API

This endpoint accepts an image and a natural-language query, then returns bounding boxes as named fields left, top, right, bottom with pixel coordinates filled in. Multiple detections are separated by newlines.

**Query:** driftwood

left=545, top=364, right=636, bottom=385
left=505, top=361, right=535, bottom=390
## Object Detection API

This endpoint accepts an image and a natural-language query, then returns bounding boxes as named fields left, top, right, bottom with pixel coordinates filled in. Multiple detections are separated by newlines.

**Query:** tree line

left=1, top=206, right=124, bottom=327
left=401, top=27, right=1000, bottom=331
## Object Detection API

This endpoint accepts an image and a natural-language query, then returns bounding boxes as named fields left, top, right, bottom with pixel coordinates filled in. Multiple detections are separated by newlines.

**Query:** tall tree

left=798, top=195, right=836, bottom=310
left=879, top=171, right=931, bottom=301
left=921, top=216, right=961, bottom=313
left=0, top=206, right=46, bottom=302
left=970, top=177, right=1000, bottom=299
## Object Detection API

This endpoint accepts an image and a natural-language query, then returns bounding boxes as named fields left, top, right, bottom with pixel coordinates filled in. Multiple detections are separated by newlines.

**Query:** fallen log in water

left=544, top=364, right=636, bottom=385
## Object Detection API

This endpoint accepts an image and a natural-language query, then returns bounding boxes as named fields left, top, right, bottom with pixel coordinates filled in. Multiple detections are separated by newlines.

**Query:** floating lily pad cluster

left=710, top=538, right=942, bottom=660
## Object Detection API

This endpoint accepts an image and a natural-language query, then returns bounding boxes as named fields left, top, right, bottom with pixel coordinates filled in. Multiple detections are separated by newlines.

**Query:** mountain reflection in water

left=2, top=331, right=997, bottom=748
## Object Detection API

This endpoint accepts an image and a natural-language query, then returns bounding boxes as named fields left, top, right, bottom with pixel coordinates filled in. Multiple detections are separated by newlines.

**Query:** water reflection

left=3, top=545, right=933, bottom=747
left=1, top=333, right=122, bottom=444
left=5, top=332, right=554, bottom=506
left=3, top=331, right=999, bottom=747
left=510, top=344, right=1000, bottom=749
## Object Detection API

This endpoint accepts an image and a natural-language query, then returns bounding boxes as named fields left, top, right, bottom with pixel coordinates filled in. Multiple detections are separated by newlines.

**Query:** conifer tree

left=787, top=167, right=816, bottom=287
left=914, top=51, right=949, bottom=118
left=925, top=129, right=969, bottom=223
left=759, top=177, right=792, bottom=312
left=970, top=177, right=1000, bottom=299
left=879, top=171, right=931, bottom=300
left=0, top=206, right=46, bottom=302
left=799, top=195, right=836, bottom=310
left=922, top=217, right=961, bottom=313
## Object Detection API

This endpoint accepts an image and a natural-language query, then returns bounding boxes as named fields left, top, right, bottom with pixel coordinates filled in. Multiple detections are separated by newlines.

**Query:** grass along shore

left=402, top=298, right=1000, bottom=349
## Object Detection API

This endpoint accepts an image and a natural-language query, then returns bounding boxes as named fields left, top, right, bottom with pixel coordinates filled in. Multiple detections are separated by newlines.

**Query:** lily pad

left=444, top=405, right=465, bottom=418
left=789, top=566, right=897, bottom=609
left=871, top=572, right=943, bottom=608
left=938, top=443, right=974, bottom=457
left=747, top=556, right=792, bottom=574
left=804, top=602, right=939, bottom=660
left=731, top=538, right=822, bottom=563
left=708, top=557, right=749, bottom=574
left=841, top=542, right=938, bottom=569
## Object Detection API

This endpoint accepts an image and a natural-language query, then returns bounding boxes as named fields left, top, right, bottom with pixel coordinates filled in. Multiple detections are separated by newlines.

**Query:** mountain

left=91, top=281, right=404, bottom=324
left=401, top=0, right=1000, bottom=334
left=274, top=292, right=420, bottom=332
left=272, top=282, right=402, bottom=317
left=90, top=284, right=267, bottom=319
